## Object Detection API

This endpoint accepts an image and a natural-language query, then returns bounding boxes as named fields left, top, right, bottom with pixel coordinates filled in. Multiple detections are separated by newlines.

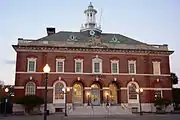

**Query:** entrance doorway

left=72, top=83, right=83, bottom=104
left=91, top=84, right=100, bottom=105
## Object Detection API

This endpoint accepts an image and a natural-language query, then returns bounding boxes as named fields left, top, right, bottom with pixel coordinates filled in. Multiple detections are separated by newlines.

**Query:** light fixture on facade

left=156, top=79, right=160, bottom=82
left=96, top=77, right=99, bottom=81
left=58, top=77, right=62, bottom=81
left=114, top=78, right=117, bottom=81
left=77, top=77, right=80, bottom=81
left=131, top=78, right=134, bottom=81
left=29, top=76, right=32, bottom=80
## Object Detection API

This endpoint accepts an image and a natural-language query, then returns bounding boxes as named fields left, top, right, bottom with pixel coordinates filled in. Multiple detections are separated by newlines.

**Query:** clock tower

left=80, top=2, right=102, bottom=35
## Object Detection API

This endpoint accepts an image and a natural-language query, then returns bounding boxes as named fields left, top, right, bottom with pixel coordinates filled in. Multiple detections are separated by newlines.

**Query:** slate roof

left=37, top=31, right=146, bottom=45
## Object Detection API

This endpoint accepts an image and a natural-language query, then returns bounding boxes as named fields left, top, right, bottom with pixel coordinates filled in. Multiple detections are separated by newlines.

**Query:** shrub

left=16, top=95, right=44, bottom=114
left=154, top=98, right=171, bottom=112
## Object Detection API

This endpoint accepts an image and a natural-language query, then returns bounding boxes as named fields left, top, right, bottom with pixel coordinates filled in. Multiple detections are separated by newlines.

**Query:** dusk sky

left=0, top=0, right=179, bottom=87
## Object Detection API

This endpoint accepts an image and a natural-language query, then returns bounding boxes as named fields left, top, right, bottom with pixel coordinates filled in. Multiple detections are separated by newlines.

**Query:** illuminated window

left=128, top=83, right=137, bottom=99
left=72, top=83, right=83, bottom=103
left=109, top=83, right=118, bottom=104
left=55, top=82, right=64, bottom=100
left=25, top=82, right=36, bottom=95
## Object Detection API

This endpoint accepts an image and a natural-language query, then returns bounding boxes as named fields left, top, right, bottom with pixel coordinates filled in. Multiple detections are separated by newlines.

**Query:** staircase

left=68, top=106, right=93, bottom=115
left=68, top=105, right=132, bottom=116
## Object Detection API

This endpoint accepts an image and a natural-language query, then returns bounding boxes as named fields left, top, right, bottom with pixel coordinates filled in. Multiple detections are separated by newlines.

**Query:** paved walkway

left=0, top=114, right=180, bottom=120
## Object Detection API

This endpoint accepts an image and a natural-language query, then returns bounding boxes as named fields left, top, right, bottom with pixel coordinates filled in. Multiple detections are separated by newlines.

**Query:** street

left=0, top=114, right=180, bottom=120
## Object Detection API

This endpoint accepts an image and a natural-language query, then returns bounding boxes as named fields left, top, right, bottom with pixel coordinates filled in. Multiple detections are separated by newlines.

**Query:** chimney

left=46, top=27, right=55, bottom=36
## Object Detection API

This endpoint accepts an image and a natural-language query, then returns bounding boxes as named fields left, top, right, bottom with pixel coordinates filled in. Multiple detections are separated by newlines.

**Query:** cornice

left=12, top=45, right=174, bottom=56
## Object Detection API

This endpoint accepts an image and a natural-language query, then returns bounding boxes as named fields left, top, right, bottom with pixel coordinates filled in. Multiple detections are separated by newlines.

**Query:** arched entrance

left=91, top=84, right=100, bottom=105
left=109, top=83, right=118, bottom=104
left=127, top=82, right=139, bottom=103
left=53, top=81, right=66, bottom=103
left=72, top=83, right=83, bottom=104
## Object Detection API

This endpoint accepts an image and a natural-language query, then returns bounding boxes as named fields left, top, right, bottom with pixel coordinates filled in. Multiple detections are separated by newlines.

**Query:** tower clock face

left=89, top=30, right=95, bottom=36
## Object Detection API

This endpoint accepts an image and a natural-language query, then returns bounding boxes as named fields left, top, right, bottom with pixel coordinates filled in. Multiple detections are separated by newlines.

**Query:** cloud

left=4, top=60, right=16, bottom=65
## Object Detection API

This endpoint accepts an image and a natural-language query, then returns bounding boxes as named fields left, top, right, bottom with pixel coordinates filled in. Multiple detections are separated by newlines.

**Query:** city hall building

left=12, top=3, right=174, bottom=114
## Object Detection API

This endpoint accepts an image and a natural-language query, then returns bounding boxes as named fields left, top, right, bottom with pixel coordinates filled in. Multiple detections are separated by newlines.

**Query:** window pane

left=25, top=82, right=36, bottom=95
left=29, top=61, right=35, bottom=72
left=129, top=63, right=135, bottom=73
left=55, top=83, right=64, bottom=99
left=76, top=62, right=82, bottom=72
left=129, top=84, right=137, bottom=99
left=57, top=61, right=63, bottom=72
left=94, top=62, right=100, bottom=72
left=112, top=63, right=118, bottom=73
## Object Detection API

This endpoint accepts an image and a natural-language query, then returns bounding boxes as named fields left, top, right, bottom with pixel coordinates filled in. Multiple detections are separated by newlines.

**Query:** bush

left=16, top=95, right=44, bottom=114
left=154, top=98, right=171, bottom=112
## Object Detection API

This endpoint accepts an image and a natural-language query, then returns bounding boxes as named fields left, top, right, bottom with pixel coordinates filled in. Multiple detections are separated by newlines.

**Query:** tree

left=172, top=88, right=180, bottom=110
left=171, top=72, right=178, bottom=85
left=16, top=95, right=44, bottom=114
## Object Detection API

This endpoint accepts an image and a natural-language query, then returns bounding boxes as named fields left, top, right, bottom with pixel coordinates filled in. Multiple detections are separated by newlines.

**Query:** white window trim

left=56, top=58, right=65, bottom=73
left=152, top=61, right=161, bottom=75
left=128, top=60, right=136, bottom=74
left=25, top=82, right=36, bottom=95
left=127, top=81, right=139, bottom=103
left=53, top=80, right=66, bottom=103
left=27, top=58, right=37, bottom=72
left=74, top=59, right=83, bottom=73
left=111, top=60, right=119, bottom=74
left=92, top=56, right=102, bottom=74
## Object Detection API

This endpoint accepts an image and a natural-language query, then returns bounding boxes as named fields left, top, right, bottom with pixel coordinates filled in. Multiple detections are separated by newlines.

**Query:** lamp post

left=136, top=88, right=143, bottom=115
left=43, top=64, right=50, bottom=120
left=4, top=88, right=9, bottom=116
left=87, top=92, right=90, bottom=106
left=63, top=87, right=70, bottom=116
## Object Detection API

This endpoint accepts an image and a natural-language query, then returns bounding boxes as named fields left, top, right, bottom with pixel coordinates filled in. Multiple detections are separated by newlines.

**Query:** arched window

left=25, top=82, right=36, bottom=95
left=55, top=82, right=64, bottom=100
left=128, top=83, right=137, bottom=100
left=109, top=83, right=118, bottom=104
left=72, top=83, right=83, bottom=103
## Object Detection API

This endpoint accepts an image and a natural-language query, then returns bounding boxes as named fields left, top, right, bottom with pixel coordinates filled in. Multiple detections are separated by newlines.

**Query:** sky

left=0, top=0, right=180, bottom=87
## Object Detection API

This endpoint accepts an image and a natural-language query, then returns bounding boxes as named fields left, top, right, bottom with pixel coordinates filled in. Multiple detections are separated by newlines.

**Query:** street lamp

left=87, top=92, right=90, bottom=106
left=62, top=87, right=70, bottom=116
left=4, top=88, right=9, bottom=116
left=136, top=88, right=143, bottom=115
left=43, top=64, right=50, bottom=120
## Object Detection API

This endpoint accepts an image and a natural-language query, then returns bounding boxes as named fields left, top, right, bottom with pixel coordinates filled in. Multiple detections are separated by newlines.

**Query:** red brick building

left=12, top=3, right=174, bottom=114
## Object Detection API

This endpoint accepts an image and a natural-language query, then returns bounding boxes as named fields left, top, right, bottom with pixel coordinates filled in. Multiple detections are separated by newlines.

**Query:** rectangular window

left=154, top=90, right=162, bottom=99
left=111, top=60, right=119, bottom=74
left=56, top=59, right=65, bottom=72
left=94, top=62, right=100, bottom=73
left=153, top=61, right=161, bottom=75
left=27, top=58, right=36, bottom=72
left=128, top=60, right=136, bottom=74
